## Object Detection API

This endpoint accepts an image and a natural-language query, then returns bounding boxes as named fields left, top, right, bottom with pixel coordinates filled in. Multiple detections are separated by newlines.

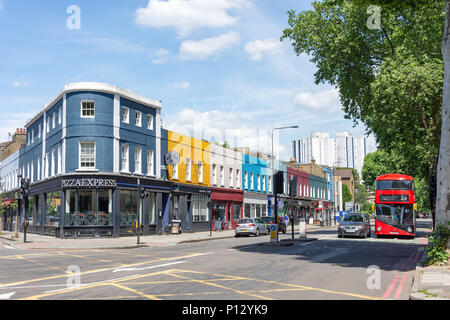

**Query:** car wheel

left=255, top=229, right=260, bottom=237
left=235, top=234, right=240, bottom=238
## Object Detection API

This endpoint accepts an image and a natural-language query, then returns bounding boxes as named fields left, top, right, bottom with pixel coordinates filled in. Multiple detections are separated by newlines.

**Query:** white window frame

left=212, top=164, right=217, bottom=185
left=147, top=150, right=154, bottom=176
left=79, top=141, right=96, bottom=170
left=52, top=112, right=56, bottom=128
left=220, top=166, right=224, bottom=186
left=236, top=169, right=240, bottom=188
left=198, top=161, right=203, bottom=183
left=121, top=145, right=129, bottom=173
left=257, top=174, right=260, bottom=191
left=250, top=172, right=254, bottom=190
left=122, top=106, right=129, bottom=123
left=59, top=107, right=62, bottom=124
left=47, top=116, right=50, bottom=133
left=134, top=147, right=142, bottom=174
left=135, top=111, right=142, bottom=127
left=37, top=157, right=40, bottom=181
left=147, top=114, right=154, bottom=130
left=229, top=168, right=233, bottom=188
left=186, top=158, right=191, bottom=181
left=58, top=146, right=62, bottom=175
left=51, top=149, right=56, bottom=176
left=244, top=171, right=248, bottom=189
left=263, top=175, right=266, bottom=192
left=38, top=123, right=41, bottom=139
left=173, top=163, right=178, bottom=180
left=31, top=129, right=34, bottom=144
left=81, top=100, right=95, bottom=118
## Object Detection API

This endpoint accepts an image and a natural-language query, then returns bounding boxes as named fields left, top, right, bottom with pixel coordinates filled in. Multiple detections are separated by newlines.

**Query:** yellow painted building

left=167, top=131, right=210, bottom=187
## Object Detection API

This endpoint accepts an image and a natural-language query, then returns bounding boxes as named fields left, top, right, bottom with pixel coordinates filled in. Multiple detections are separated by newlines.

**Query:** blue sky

left=0, top=0, right=369, bottom=160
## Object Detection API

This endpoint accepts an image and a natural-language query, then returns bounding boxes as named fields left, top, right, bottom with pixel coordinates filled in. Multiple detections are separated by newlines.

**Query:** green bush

left=424, top=224, right=450, bottom=266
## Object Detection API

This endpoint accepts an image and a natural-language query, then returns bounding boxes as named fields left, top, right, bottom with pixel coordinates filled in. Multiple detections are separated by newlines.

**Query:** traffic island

left=285, top=238, right=318, bottom=242
left=257, top=241, right=294, bottom=247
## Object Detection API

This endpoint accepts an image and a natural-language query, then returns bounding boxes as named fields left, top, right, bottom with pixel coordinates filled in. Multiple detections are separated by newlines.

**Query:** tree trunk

left=436, top=0, right=450, bottom=231
left=428, top=162, right=437, bottom=230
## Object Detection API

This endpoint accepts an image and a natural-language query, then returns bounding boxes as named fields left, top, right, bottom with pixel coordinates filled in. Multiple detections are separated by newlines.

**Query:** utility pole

left=23, top=178, right=30, bottom=243
left=137, top=178, right=141, bottom=245
left=137, top=178, right=148, bottom=246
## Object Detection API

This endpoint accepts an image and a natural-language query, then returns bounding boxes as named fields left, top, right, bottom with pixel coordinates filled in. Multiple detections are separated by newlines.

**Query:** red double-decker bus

left=375, top=174, right=416, bottom=238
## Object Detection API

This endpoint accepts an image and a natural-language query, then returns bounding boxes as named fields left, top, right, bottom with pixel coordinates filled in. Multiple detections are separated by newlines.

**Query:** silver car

left=235, top=218, right=268, bottom=237
left=338, top=213, right=371, bottom=238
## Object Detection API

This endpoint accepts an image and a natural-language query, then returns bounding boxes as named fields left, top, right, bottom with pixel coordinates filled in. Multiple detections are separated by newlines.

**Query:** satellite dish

left=165, top=151, right=180, bottom=166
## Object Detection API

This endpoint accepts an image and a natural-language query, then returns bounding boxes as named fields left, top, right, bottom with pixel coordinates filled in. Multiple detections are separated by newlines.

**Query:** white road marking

left=0, top=292, right=15, bottom=299
left=3, top=245, right=15, bottom=250
left=44, top=274, right=140, bottom=294
left=112, top=251, right=214, bottom=273
left=113, top=260, right=186, bottom=273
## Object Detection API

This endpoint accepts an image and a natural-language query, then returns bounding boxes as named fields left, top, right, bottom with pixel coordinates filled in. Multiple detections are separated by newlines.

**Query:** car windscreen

left=342, top=215, right=363, bottom=222
left=239, top=219, right=253, bottom=224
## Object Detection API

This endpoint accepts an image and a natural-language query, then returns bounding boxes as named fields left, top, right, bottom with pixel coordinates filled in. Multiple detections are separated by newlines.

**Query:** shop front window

left=261, top=204, right=267, bottom=216
left=244, top=203, right=251, bottom=218
left=64, top=189, right=112, bottom=226
left=148, top=192, right=156, bottom=225
left=233, top=204, right=241, bottom=221
left=46, top=192, right=61, bottom=226
left=120, top=190, right=137, bottom=226
left=192, top=197, right=209, bottom=222
left=255, top=204, right=261, bottom=218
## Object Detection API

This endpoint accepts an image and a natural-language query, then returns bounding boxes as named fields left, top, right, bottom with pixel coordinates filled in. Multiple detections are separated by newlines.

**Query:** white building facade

left=292, top=131, right=377, bottom=179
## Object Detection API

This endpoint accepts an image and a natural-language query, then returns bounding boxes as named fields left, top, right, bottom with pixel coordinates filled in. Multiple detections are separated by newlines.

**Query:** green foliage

left=342, top=184, right=352, bottom=203
left=415, top=178, right=431, bottom=213
left=361, top=150, right=406, bottom=190
left=424, top=224, right=450, bottom=266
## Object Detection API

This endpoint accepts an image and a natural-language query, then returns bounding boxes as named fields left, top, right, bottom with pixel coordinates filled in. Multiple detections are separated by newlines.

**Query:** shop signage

left=62, top=178, right=117, bottom=189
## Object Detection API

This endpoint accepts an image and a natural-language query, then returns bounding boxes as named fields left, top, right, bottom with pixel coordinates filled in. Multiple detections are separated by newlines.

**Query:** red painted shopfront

left=211, top=188, right=244, bottom=230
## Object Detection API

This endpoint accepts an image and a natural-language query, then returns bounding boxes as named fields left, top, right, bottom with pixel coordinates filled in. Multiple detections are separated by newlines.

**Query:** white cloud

left=173, top=81, right=191, bottom=89
left=179, top=32, right=240, bottom=60
left=245, top=38, right=283, bottom=61
left=12, top=80, right=30, bottom=87
left=164, top=108, right=285, bottom=158
left=293, top=88, right=342, bottom=112
left=150, top=48, right=170, bottom=64
left=135, top=0, right=247, bottom=37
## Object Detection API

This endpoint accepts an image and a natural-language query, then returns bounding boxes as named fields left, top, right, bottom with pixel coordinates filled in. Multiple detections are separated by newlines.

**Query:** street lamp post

left=271, top=125, right=299, bottom=242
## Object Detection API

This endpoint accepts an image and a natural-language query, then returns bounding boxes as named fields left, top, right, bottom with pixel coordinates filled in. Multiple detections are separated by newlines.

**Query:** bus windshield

left=375, top=204, right=413, bottom=225
left=376, top=180, right=413, bottom=190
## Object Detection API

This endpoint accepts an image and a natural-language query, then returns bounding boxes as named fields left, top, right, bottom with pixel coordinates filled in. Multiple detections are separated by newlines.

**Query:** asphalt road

left=0, top=219, right=432, bottom=301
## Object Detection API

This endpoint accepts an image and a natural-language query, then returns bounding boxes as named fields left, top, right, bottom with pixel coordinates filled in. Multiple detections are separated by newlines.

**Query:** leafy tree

left=342, top=184, right=353, bottom=203
left=415, top=178, right=431, bottom=213
left=361, top=150, right=405, bottom=190
left=281, top=0, right=445, bottom=227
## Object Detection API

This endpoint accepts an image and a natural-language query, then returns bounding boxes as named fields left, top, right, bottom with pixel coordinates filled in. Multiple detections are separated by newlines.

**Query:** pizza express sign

left=62, top=178, right=117, bottom=189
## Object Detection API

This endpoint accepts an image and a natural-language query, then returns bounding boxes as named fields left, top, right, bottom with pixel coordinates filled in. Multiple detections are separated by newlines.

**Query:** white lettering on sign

left=62, top=179, right=117, bottom=188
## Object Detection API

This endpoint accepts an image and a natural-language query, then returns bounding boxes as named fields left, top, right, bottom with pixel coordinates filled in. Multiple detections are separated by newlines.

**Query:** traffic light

left=274, top=171, right=284, bottom=195
left=289, top=176, right=298, bottom=198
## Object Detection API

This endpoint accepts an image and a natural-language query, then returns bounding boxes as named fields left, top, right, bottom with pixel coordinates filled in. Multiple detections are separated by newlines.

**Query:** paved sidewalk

left=0, top=223, right=337, bottom=250
left=410, top=249, right=450, bottom=300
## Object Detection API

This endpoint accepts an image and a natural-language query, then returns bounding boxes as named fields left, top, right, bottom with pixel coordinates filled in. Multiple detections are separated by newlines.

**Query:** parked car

left=235, top=218, right=268, bottom=237
left=260, top=216, right=287, bottom=234
left=338, top=213, right=371, bottom=238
